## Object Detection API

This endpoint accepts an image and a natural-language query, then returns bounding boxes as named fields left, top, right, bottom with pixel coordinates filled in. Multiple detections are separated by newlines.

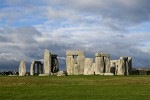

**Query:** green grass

left=0, top=75, right=150, bottom=100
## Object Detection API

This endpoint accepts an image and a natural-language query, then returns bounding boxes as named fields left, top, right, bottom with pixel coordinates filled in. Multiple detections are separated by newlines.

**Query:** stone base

left=103, top=73, right=114, bottom=76
left=100, top=73, right=104, bottom=75
left=38, top=74, right=46, bottom=76
left=117, top=73, right=124, bottom=75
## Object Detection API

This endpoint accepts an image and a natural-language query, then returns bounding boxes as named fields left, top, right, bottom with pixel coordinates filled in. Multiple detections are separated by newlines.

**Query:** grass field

left=0, top=75, right=150, bottom=100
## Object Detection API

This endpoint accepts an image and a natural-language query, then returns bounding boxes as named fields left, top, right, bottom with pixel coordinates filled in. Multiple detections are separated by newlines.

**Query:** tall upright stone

left=66, top=55, right=74, bottom=75
left=19, top=61, right=26, bottom=76
left=117, top=57, right=131, bottom=75
left=95, top=53, right=104, bottom=74
left=117, top=57, right=125, bottom=75
left=77, top=55, right=85, bottom=74
left=30, top=61, right=35, bottom=76
left=104, top=56, right=110, bottom=73
left=44, top=50, right=51, bottom=75
left=128, top=57, right=132, bottom=75
left=84, top=58, right=93, bottom=75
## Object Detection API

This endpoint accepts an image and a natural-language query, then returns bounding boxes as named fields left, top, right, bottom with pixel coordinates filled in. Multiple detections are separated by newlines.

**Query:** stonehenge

left=18, top=49, right=59, bottom=76
left=18, top=49, right=132, bottom=76
left=66, top=50, right=132, bottom=75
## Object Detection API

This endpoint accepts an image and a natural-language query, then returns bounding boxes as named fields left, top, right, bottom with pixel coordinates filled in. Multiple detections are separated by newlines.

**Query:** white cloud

left=0, top=0, right=150, bottom=70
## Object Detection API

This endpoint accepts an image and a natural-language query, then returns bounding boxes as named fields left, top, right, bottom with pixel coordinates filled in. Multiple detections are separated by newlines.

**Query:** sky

left=0, top=0, right=150, bottom=71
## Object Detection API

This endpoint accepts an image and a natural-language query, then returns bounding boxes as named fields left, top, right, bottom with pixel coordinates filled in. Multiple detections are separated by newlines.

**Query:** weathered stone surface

left=19, top=61, right=26, bottom=76
left=51, top=56, right=59, bottom=73
left=66, top=55, right=74, bottom=75
left=66, top=50, right=84, bottom=56
left=110, top=57, right=132, bottom=76
left=128, top=57, right=132, bottom=75
left=57, top=71, right=67, bottom=76
left=103, top=73, right=114, bottom=76
left=66, top=50, right=85, bottom=75
left=38, top=74, right=45, bottom=76
left=110, top=60, right=119, bottom=75
left=44, top=50, right=51, bottom=76
left=84, top=58, right=93, bottom=75
left=65, top=51, right=132, bottom=76
left=30, top=61, right=43, bottom=76
left=95, top=56, right=104, bottom=74
left=77, top=55, right=85, bottom=74
left=95, top=53, right=110, bottom=57
left=90, top=63, right=95, bottom=75
left=74, top=63, right=80, bottom=75
left=104, top=57, right=110, bottom=73
left=117, top=58, right=125, bottom=75
left=30, top=61, right=35, bottom=76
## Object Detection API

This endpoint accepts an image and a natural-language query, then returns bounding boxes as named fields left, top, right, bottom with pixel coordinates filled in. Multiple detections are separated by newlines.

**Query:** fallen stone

left=57, top=71, right=67, bottom=76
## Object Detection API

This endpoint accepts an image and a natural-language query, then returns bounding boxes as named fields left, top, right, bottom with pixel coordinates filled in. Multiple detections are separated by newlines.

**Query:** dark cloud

left=0, top=0, right=150, bottom=71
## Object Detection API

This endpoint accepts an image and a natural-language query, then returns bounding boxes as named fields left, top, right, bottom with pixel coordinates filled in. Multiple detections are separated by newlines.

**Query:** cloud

left=0, top=0, right=150, bottom=71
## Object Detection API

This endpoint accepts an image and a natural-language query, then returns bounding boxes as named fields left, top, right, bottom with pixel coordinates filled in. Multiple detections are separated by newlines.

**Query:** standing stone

left=19, top=61, right=26, bottom=76
left=77, top=55, right=85, bottom=74
left=66, top=55, right=74, bottom=75
left=90, top=63, right=95, bottom=75
left=117, top=57, right=124, bottom=75
left=30, top=61, right=35, bottom=76
left=44, top=50, right=51, bottom=76
left=84, top=58, right=93, bottom=75
left=95, top=53, right=104, bottom=74
left=104, top=57, right=110, bottom=73
left=118, top=57, right=129, bottom=75
left=128, top=57, right=132, bottom=75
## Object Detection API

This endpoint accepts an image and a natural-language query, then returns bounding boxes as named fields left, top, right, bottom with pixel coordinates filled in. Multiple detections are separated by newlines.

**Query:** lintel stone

left=95, top=53, right=110, bottom=57
left=66, top=50, right=84, bottom=56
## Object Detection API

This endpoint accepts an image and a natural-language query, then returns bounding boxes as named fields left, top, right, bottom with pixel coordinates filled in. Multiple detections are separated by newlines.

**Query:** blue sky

left=0, top=0, right=150, bottom=71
